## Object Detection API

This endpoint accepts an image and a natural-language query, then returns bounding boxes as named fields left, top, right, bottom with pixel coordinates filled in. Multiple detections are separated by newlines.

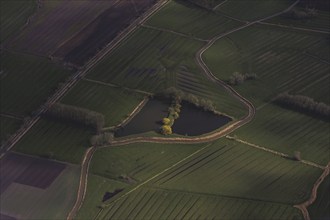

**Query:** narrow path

left=66, top=147, right=96, bottom=220
left=294, top=162, right=330, bottom=220
left=213, top=0, right=228, bottom=11
left=0, top=113, right=23, bottom=120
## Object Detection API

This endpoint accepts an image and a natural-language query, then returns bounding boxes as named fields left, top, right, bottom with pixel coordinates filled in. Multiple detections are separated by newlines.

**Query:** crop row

left=98, top=187, right=303, bottom=220
left=146, top=1, right=242, bottom=39
left=151, top=139, right=321, bottom=204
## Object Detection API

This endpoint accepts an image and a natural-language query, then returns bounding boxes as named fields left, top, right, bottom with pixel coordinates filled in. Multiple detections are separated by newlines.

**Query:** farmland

left=90, top=142, right=206, bottom=182
left=0, top=0, right=36, bottom=43
left=97, top=187, right=303, bottom=220
left=14, top=119, right=92, bottom=164
left=0, top=51, right=71, bottom=116
left=146, top=1, right=242, bottom=39
left=0, top=152, right=80, bottom=220
left=1, top=0, right=329, bottom=219
left=203, top=25, right=330, bottom=106
left=9, top=0, right=158, bottom=66
left=216, top=0, right=292, bottom=21
left=76, top=174, right=128, bottom=220
left=60, top=80, right=145, bottom=127
left=151, top=139, right=322, bottom=204
left=86, top=27, right=246, bottom=118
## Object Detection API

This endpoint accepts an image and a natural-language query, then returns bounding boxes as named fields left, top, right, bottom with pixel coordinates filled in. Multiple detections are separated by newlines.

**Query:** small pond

left=115, top=99, right=232, bottom=137
left=172, top=101, right=232, bottom=136
left=114, top=99, right=169, bottom=137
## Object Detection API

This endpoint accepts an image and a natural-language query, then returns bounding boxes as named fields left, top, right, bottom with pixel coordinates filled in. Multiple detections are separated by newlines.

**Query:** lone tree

left=293, top=151, right=301, bottom=161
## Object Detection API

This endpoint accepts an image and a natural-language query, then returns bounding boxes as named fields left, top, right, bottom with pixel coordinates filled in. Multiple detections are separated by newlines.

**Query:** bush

left=90, top=132, right=114, bottom=146
left=228, top=72, right=257, bottom=85
left=161, top=125, right=172, bottom=135
left=162, top=117, right=171, bottom=125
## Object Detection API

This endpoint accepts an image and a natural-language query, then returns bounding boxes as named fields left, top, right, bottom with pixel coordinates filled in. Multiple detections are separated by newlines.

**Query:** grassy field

left=97, top=187, right=303, bottom=220
left=76, top=174, right=128, bottom=220
left=308, top=175, right=330, bottom=220
left=268, top=6, right=330, bottom=32
left=1, top=164, right=80, bottom=220
left=90, top=142, right=206, bottom=182
left=0, top=0, right=36, bottom=43
left=86, top=27, right=246, bottom=118
left=146, top=1, right=242, bottom=39
left=0, top=51, right=71, bottom=116
left=216, top=0, right=292, bottom=21
left=60, top=80, right=145, bottom=127
left=14, top=118, right=92, bottom=164
left=203, top=25, right=330, bottom=106
left=151, top=139, right=322, bottom=204
left=234, top=104, right=330, bottom=166
left=0, top=116, right=22, bottom=143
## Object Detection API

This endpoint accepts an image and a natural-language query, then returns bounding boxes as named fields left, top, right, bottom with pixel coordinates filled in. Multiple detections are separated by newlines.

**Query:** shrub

left=161, top=125, right=172, bottom=135
left=90, top=132, right=114, bottom=146
left=162, top=117, right=171, bottom=125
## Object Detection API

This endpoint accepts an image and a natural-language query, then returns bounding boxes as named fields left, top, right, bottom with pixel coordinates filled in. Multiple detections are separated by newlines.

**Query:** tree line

left=44, top=103, right=105, bottom=133
left=159, top=87, right=216, bottom=113
left=275, top=93, right=330, bottom=121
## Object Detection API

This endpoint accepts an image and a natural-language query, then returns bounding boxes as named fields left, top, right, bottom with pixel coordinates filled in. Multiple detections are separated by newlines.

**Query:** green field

left=0, top=116, right=22, bottom=143
left=0, top=51, right=71, bottom=116
left=151, top=139, right=321, bottom=204
left=204, top=25, right=330, bottom=106
left=60, top=80, right=145, bottom=127
left=90, top=142, right=206, bottom=182
left=76, top=174, right=128, bottom=220
left=86, top=27, right=246, bottom=118
left=308, top=175, right=330, bottom=220
left=97, top=187, right=303, bottom=220
left=234, top=104, right=330, bottom=166
left=0, top=0, right=36, bottom=42
left=146, top=1, right=242, bottom=39
left=1, top=164, right=80, bottom=219
left=269, top=6, right=330, bottom=32
left=216, top=0, right=292, bottom=21
left=14, top=118, right=92, bottom=164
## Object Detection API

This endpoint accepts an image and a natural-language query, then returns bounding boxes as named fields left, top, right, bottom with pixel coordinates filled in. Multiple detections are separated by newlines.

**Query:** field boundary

left=226, top=135, right=325, bottom=170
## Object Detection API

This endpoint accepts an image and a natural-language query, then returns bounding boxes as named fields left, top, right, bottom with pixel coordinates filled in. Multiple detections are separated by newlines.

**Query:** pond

left=172, top=101, right=232, bottom=136
left=115, top=99, right=232, bottom=137
left=114, top=99, right=169, bottom=137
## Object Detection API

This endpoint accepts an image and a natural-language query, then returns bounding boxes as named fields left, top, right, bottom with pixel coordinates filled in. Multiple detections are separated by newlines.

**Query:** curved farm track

left=56, top=0, right=327, bottom=219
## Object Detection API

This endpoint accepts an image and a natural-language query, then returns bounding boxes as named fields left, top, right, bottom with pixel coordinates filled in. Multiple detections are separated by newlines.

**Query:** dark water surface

left=172, top=102, right=232, bottom=136
left=114, top=99, right=169, bottom=137
left=115, top=99, right=232, bottom=137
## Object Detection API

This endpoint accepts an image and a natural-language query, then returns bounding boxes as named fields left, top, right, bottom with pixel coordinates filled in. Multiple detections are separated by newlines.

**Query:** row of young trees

left=228, top=72, right=257, bottom=86
left=44, top=103, right=105, bottom=133
left=161, top=98, right=182, bottom=135
left=159, top=87, right=216, bottom=113
left=275, top=93, right=330, bottom=120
